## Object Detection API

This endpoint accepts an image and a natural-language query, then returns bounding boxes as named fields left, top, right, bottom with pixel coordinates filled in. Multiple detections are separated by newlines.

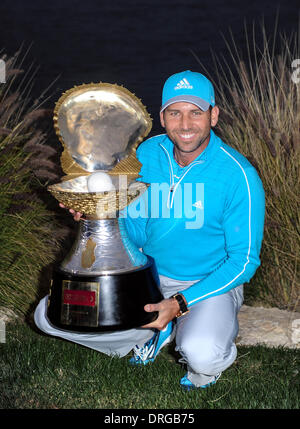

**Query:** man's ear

left=211, top=106, right=219, bottom=127
left=160, top=111, right=165, bottom=128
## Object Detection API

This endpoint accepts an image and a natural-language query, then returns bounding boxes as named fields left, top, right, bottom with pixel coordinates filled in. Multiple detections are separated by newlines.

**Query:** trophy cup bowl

left=46, top=83, right=163, bottom=332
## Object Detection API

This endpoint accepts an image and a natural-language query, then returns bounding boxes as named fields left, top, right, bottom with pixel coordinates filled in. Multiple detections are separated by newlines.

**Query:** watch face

left=173, top=293, right=189, bottom=317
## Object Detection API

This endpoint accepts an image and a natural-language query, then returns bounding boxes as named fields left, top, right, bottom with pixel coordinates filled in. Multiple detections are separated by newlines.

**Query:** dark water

left=0, top=0, right=299, bottom=134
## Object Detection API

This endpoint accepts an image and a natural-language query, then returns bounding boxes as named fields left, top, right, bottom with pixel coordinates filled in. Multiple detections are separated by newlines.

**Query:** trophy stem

left=61, top=217, right=147, bottom=275
left=47, top=215, right=164, bottom=330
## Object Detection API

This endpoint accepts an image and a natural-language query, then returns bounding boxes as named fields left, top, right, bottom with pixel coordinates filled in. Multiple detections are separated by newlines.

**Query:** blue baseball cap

left=160, top=70, right=215, bottom=113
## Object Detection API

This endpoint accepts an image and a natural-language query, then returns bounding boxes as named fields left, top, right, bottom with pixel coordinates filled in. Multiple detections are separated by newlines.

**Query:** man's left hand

left=141, top=298, right=180, bottom=330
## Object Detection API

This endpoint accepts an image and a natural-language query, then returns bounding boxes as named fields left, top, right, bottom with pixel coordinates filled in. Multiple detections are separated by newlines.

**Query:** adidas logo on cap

left=174, top=78, right=193, bottom=90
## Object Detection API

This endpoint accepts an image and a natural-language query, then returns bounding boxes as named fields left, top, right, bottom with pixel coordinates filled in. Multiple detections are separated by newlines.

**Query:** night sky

left=0, top=0, right=299, bottom=135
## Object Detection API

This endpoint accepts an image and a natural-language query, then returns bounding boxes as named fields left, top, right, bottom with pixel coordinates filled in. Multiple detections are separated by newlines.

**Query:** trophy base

left=47, top=256, right=163, bottom=332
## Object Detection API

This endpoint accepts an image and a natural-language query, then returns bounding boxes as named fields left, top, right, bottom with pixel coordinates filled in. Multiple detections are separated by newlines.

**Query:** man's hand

left=59, top=203, right=83, bottom=221
left=141, top=297, right=181, bottom=331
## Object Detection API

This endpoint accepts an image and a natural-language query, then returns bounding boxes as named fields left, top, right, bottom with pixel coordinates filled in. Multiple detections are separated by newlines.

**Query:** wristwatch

left=171, top=293, right=189, bottom=318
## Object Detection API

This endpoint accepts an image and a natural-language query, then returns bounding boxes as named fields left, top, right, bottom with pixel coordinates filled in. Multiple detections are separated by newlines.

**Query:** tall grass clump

left=194, top=21, right=300, bottom=310
left=0, top=48, right=68, bottom=316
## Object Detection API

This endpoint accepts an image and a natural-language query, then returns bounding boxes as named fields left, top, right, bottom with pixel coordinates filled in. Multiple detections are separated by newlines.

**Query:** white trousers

left=34, top=275, right=243, bottom=386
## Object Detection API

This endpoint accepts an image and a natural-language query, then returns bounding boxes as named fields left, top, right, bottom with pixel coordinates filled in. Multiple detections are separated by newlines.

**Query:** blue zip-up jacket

left=124, top=130, right=265, bottom=308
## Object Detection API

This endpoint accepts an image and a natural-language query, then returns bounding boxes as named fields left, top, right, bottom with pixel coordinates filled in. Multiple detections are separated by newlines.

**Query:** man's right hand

left=59, top=203, right=83, bottom=222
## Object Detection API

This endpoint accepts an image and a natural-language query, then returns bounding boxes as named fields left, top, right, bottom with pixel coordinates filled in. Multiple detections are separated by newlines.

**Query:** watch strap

left=172, top=293, right=189, bottom=318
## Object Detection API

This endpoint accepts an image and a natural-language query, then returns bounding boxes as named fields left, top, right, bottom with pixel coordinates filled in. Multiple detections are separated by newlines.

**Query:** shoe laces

left=133, top=334, right=157, bottom=362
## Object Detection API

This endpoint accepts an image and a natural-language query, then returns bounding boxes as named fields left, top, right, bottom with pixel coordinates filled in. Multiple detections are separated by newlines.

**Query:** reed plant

left=0, top=48, right=69, bottom=316
left=194, top=21, right=299, bottom=310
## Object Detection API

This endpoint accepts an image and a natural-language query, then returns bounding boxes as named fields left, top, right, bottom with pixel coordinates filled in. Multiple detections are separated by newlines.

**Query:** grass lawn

left=0, top=320, right=299, bottom=410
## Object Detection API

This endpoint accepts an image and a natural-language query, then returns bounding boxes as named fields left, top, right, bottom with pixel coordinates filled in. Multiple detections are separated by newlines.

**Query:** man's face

left=160, top=102, right=219, bottom=155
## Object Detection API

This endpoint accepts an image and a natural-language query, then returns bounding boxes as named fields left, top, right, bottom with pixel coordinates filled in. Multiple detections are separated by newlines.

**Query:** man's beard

left=173, top=131, right=210, bottom=154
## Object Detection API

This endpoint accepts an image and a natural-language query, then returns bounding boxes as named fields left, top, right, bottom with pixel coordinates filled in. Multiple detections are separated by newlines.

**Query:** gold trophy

left=46, top=83, right=163, bottom=331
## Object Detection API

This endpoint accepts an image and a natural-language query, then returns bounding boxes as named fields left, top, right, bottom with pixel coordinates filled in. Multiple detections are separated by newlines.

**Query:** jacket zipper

left=160, top=143, right=204, bottom=209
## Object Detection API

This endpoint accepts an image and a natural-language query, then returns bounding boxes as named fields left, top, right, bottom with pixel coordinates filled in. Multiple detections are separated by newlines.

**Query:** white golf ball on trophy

left=87, top=172, right=115, bottom=193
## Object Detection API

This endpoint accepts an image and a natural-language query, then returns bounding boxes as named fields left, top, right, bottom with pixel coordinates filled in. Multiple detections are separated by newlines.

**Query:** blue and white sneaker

left=129, top=321, right=175, bottom=366
left=180, top=372, right=221, bottom=391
